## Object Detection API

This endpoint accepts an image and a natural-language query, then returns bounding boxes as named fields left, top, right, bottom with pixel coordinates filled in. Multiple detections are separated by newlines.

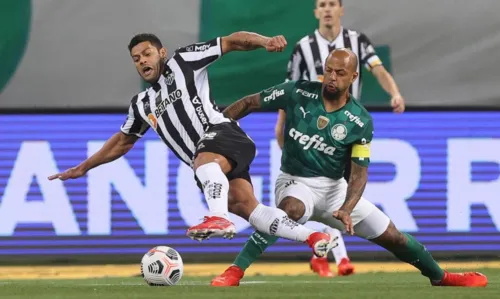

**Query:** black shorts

left=194, top=121, right=256, bottom=188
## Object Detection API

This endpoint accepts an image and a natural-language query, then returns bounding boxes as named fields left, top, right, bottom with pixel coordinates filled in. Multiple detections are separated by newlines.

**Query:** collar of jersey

left=320, top=94, right=353, bottom=114
left=315, top=27, right=344, bottom=45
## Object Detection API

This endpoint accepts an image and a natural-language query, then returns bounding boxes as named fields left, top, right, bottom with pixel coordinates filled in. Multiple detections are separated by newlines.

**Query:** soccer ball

left=141, top=246, right=183, bottom=286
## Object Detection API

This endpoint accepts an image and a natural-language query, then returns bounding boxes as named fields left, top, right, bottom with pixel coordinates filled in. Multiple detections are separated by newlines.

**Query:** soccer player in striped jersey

left=276, top=0, right=406, bottom=277
left=48, top=32, right=338, bottom=257
left=211, top=49, right=488, bottom=288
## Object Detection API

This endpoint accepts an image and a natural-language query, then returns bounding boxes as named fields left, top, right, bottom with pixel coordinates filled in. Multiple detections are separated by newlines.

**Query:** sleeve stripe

left=129, top=101, right=144, bottom=134
left=188, top=55, right=220, bottom=71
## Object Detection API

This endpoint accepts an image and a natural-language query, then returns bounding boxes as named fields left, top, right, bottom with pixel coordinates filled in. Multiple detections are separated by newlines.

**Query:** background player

left=211, top=49, right=488, bottom=288
left=275, top=0, right=406, bottom=276
left=48, top=31, right=336, bottom=257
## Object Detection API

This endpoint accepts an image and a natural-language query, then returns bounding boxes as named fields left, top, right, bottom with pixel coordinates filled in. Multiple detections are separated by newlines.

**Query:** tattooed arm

left=333, top=161, right=369, bottom=235
left=340, top=162, right=368, bottom=214
left=222, top=93, right=262, bottom=120
left=221, top=31, right=287, bottom=54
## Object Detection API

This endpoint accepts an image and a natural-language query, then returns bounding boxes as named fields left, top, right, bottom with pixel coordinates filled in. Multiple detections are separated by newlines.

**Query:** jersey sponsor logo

left=148, top=113, right=158, bottom=129
left=194, top=44, right=211, bottom=52
left=331, top=124, right=348, bottom=141
left=288, top=128, right=336, bottom=155
left=191, top=96, right=209, bottom=128
left=263, top=89, right=285, bottom=102
left=296, top=89, right=319, bottom=100
left=154, top=89, right=183, bottom=119
left=344, top=111, right=365, bottom=128
left=317, top=116, right=330, bottom=130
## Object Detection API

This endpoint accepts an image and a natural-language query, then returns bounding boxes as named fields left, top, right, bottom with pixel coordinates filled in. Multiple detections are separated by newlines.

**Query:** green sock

left=391, top=233, right=445, bottom=281
left=233, top=231, right=279, bottom=271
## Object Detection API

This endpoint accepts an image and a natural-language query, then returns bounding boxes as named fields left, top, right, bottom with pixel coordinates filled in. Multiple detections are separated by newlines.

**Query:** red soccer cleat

left=306, top=232, right=336, bottom=258
left=186, top=216, right=236, bottom=241
left=431, top=271, right=488, bottom=287
left=310, top=256, right=334, bottom=277
left=337, top=258, right=355, bottom=276
left=211, top=265, right=245, bottom=287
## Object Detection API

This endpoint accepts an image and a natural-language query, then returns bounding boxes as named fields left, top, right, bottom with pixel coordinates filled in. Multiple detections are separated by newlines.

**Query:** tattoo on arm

left=223, top=31, right=269, bottom=53
left=341, top=162, right=368, bottom=214
left=222, top=93, right=262, bottom=120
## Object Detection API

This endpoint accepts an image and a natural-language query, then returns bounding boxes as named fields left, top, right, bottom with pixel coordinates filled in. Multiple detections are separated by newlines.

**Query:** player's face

left=130, top=41, right=167, bottom=84
left=322, top=56, right=358, bottom=100
left=315, top=0, right=344, bottom=28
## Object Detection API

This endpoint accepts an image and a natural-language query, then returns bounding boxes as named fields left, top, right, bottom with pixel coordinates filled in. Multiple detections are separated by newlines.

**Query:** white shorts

left=274, top=172, right=391, bottom=239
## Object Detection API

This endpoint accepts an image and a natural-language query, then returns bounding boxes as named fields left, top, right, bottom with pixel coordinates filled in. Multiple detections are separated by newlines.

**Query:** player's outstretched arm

left=48, top=132, right=138, bottom=181
left=221, top=31, right=287, bottom=54
left=222, top=93, right=262, bottom=120
left=333, top=162, right=368, bottom=235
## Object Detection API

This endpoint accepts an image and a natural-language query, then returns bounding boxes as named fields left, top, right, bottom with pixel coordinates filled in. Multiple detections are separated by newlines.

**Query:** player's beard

left=322, top=84, right=342, bottom=102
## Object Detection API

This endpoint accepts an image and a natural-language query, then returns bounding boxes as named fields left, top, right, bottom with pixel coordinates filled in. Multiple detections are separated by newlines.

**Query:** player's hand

left=48, top=167, right=86, bottom=181
left=265, top=35, right=287, bottom=52
left=391, top=94, right=405, bottom=113
left=332, top=210, right=354, bottom=235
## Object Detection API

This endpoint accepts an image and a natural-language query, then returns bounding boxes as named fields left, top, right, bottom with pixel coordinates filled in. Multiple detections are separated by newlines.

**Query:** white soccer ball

left=141, top=246, right=184, bottom=286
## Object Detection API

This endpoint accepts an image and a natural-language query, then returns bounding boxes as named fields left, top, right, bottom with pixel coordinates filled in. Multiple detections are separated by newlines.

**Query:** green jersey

left=259, top=80, right=373, bottom=179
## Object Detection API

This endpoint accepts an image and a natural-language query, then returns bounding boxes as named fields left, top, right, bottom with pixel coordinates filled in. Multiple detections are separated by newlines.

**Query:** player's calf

left=369, top=222, right=446, bottom=282
left=368, top=221, right=487, bottom=287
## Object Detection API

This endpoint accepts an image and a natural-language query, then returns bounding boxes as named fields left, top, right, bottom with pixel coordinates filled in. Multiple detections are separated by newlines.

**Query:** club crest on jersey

left=331, top=124, right=348, bottom=141
left=165, top=73, right=175, bottom=85
left=148, top=113, right=158, bottom=129
left=317, top=116, right=330, bottom=130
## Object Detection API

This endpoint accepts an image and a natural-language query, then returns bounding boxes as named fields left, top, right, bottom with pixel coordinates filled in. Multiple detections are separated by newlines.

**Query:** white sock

left=323, top=226, right=348, bottom=265
left=195, top=162, right=230, bottom=220
left=249, top=204, right=314, bottom=242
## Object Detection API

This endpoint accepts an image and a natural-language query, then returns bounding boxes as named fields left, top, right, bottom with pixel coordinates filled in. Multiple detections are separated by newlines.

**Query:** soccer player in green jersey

left=211, top=49, right=488, bottom=288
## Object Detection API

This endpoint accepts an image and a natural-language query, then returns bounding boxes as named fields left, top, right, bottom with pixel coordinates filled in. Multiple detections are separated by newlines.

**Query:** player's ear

left=314, top=5, right=320, bottom=20
left=159, top=47, right=167, bottom=59
left=340, top=5, right=345, bottom=17
left=351, top=72, right=359, bottom=84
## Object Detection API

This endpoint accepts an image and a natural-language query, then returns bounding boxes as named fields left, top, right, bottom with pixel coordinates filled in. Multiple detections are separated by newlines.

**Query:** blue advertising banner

left=0, top=112, right=499, bottom=256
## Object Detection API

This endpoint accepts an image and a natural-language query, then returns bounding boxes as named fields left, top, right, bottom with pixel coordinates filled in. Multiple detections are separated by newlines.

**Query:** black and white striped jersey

left=120, top=37, right=230, bottom=166
left=286, top=28, right=383, bottom=99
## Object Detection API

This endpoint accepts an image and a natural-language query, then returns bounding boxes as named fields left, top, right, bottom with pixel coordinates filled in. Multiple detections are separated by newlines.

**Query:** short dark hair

left=315, top=0, right=343, bottom=6
left=128, top=33, right=163, bottom=52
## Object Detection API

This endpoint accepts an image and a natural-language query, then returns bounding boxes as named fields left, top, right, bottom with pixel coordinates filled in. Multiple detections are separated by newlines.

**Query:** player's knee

left=193, top=152, right=233, bottom=174
left=277, top=197, right=306, bottom=222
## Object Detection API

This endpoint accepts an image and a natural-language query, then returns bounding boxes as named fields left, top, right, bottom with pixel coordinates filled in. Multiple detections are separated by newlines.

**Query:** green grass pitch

left=1, top=268, right=498, bottom=299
